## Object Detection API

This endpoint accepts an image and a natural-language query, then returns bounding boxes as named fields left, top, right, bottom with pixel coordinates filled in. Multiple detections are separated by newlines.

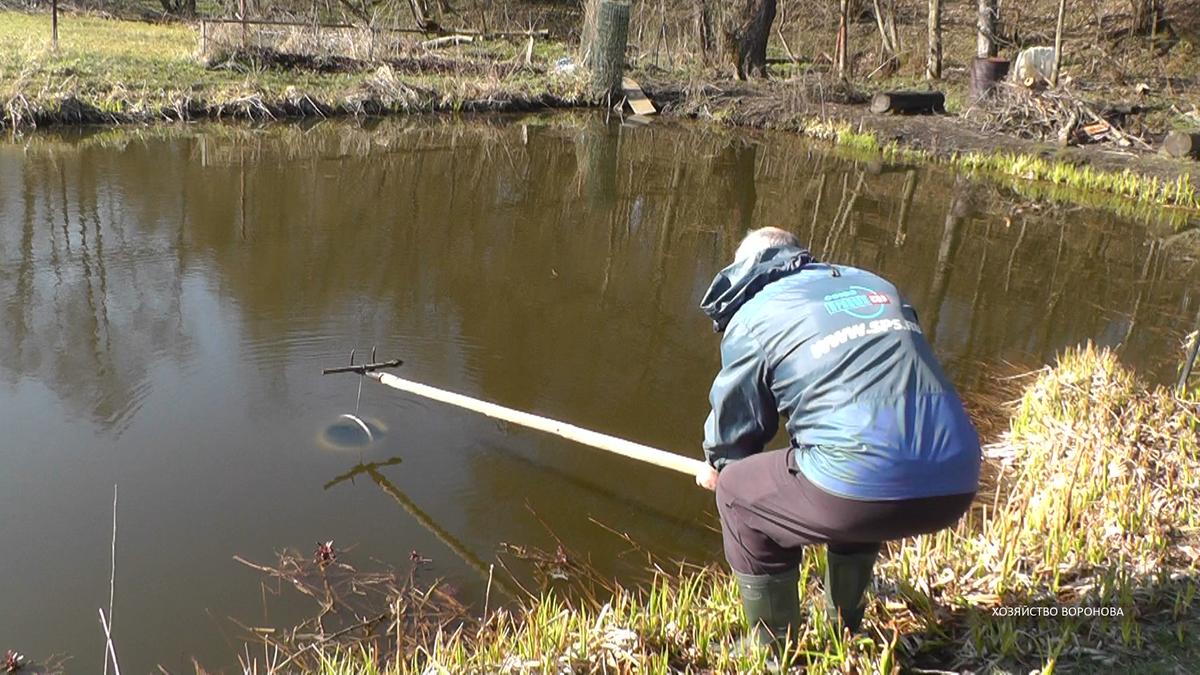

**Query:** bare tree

left=1051, top=0, right=1066, bottom=86
left=836, top=0, right=850, bottom=79
left=977, top=0, right=997, bottom=58
left=873, top=0, right=900, bottom=76
left=724, top=0, right=778, bottom=79
left=927, top=0, right=942, bottom=80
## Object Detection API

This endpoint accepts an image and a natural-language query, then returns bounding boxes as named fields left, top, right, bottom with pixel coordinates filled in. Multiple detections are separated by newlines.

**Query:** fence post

left=590, top=0, right=630, bottom=103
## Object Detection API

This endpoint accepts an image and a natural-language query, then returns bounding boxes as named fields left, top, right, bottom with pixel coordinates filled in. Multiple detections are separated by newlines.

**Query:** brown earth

left=641, top=76, right=1199, bottom=188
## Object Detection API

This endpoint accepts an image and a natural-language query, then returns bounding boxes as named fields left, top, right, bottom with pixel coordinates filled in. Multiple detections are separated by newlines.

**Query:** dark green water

left=1, top=113, right=1197, bottom=673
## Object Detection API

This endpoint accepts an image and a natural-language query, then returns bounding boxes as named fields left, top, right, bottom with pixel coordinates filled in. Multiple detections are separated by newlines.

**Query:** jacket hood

left=700, top=244, right=815, bottom=332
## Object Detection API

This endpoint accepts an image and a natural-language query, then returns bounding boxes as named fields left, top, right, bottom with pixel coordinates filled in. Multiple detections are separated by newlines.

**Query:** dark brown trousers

left=715, top=447, right=976, bottom=575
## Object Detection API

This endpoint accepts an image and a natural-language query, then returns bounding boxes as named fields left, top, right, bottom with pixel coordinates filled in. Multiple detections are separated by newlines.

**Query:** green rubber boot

left=823, top=549, right=879, bottom=635
left=732, top=568, right=801, bottom=664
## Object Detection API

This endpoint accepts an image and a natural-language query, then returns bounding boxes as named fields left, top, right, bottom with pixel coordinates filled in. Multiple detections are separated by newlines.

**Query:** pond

left=1, top=113, right=1197, bottom=673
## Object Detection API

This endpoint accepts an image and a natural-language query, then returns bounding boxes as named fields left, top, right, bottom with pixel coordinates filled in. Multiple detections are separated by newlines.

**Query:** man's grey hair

left=734, top=227, right=801, bottom=263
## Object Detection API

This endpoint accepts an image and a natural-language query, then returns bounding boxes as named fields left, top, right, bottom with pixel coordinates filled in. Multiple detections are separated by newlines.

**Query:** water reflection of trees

left=4, top=115, right=1197, bottom=446
left=8, top=121, right=1200, bottom=675
left=0, top=145, right=195, bottom=434
left=6, top=119, right=1200, bottom=618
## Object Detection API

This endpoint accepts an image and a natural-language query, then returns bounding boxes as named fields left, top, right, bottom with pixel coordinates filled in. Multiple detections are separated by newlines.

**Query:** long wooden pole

left=369, top=372, right=707, bottom=476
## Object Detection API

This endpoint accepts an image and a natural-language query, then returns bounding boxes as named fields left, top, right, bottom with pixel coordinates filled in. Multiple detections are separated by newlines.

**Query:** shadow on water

left=3, top=113, right=1200, bottom=672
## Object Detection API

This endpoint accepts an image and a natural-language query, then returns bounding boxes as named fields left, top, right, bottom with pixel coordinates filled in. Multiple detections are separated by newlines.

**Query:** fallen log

left=1162, top=131, right=1200, bottom=159
left=420, top=34, right=475, bottom=49
left=870, top=91, right=945, bottom=115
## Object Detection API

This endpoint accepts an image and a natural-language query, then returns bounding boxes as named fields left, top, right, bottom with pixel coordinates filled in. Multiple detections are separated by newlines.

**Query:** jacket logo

left=823, top=286, right=890, bottom=319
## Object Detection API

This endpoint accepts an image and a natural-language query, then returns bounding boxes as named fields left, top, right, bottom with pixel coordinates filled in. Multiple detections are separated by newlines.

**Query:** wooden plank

left=1083, top=120, right=1111, bottom=140
left=621, top=77, right=657, bottom=116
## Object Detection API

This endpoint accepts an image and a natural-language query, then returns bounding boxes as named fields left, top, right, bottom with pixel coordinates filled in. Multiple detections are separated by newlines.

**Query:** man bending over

left=695, top=227, right=981, bottom=656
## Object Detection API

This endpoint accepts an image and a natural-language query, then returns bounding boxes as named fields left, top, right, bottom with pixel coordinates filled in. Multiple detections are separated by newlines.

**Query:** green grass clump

left=955, top=150, right=1200, bottom=211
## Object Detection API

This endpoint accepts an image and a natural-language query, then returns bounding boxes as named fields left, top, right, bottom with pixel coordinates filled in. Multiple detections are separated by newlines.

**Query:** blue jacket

left=699, top=244, right=981, bottom=500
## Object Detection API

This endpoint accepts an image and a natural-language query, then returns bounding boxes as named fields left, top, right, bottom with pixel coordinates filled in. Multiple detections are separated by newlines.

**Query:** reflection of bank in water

left=317, top=414, right=389, bottom=450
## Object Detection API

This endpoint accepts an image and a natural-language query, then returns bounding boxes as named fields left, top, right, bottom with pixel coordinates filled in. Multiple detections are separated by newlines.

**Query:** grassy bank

left=0, top=10, right=585, bottom=125
left=658, top=98, right=1200, bottom=227
left=223, top=343, right=1199, bottom=674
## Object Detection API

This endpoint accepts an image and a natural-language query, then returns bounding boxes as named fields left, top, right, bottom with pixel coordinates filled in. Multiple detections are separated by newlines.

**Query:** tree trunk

left=591, top=0, right=631, bottom=101
left=1051, top=0, right=1067, bottom=86
left=725, top=0, right=778, bottom=79
left=582, top=0, right=600, bottom=66
left=873, top=0, right=900, bottom=75
left=977, top=0, right=997, bottom=58
left=695, top=1, right=718, bottom=65
left=837, top=0, right=850, bottom=80
left=927, top=0, right=942, bottom=80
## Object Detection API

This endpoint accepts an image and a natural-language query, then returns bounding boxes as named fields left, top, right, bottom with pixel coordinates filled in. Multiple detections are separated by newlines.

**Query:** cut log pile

left=961, top=82, right=1155, bottom=150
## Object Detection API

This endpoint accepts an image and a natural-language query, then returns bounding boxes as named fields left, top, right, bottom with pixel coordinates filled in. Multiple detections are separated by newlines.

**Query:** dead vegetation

left=964, top=81, right=1159, bottom=149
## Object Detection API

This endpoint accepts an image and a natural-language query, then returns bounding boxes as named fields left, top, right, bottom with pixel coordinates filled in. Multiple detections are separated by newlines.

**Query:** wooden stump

left=591, top=0, right=630, bottom=102
left=870, top=91, right=945, bottom=115
left=968, top=57, right=1010, bottom=104
left=1163, top=131, right=1200, bottom=159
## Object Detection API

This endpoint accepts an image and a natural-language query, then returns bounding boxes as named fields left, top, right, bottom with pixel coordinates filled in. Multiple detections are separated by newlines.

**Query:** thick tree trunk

left=591, top=1, right=631, bottom=101
left=726, top=0, right=778, bottom=79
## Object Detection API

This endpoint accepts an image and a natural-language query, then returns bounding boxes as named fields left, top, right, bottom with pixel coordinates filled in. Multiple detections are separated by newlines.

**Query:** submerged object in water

left=318, top=413, right=388, bottom=450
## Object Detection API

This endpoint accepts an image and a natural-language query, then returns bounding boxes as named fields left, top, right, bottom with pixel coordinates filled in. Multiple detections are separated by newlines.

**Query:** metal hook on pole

left=321, top=347, right=404, bottom=446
